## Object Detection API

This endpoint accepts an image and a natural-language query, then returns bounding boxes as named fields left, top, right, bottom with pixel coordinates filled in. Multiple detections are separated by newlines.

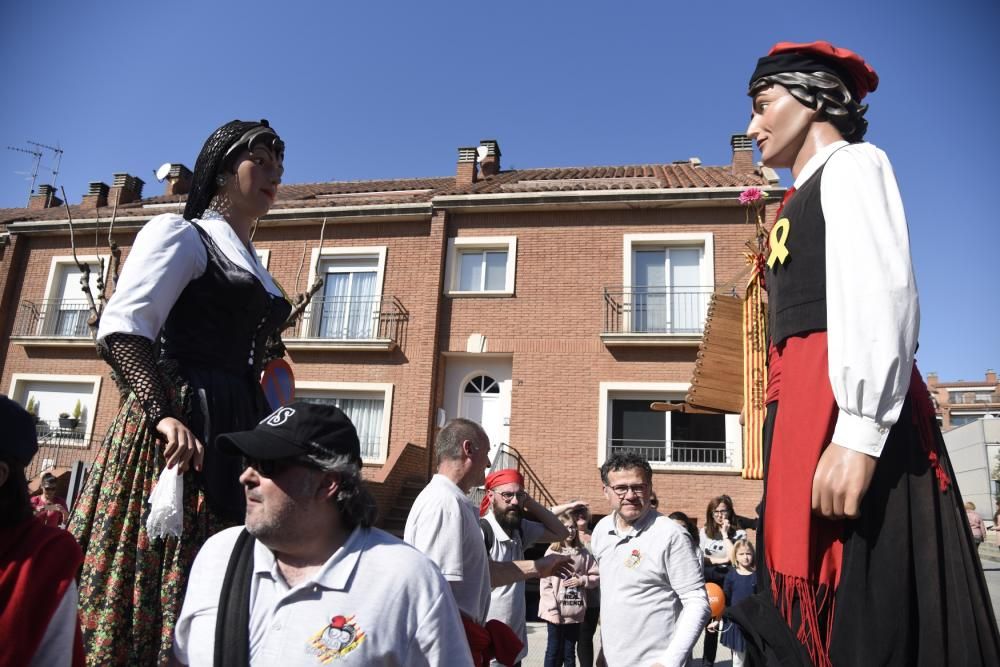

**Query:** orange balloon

left=706, top=582, right=725, bottom=618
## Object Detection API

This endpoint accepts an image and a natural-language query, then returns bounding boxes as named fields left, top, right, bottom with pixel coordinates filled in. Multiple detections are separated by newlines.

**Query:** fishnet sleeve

left=101, top=332, right=173, bottom=427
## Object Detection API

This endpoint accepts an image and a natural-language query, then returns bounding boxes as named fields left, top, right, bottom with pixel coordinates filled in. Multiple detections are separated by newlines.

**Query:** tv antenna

left=27, top=140, right=64, bottom=188
left=6, top=145, right=43, bottom=206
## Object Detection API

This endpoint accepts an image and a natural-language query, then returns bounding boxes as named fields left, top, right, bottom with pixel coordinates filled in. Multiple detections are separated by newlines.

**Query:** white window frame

left=597, top=381, right=741, bottom=473
left=622, top=233, right=714, bottom=335
left=7, top=373, right=103, bottom=446
left=445, top=236, right=517, bottom=297
left=300, top=246, right=387, bottom=339
left=38, top=255, right=110, bottom=337
left=295, top=381, right=393, bottom=465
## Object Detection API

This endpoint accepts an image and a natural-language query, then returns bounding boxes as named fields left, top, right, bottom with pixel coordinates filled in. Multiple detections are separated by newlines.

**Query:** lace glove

left=101, top=332, right=173, bottom=427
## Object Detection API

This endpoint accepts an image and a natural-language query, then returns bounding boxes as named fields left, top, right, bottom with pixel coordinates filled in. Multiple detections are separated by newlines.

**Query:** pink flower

left=739, top=187, right=766, bottom=206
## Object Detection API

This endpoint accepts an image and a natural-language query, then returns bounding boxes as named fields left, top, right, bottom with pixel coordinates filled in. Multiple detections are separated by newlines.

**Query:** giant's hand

left=156, top=417, right=205, bottom=473
left=811, top=443, right=876, bottom=519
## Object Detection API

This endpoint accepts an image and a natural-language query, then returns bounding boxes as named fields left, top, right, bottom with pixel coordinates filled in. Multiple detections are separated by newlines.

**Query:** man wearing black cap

left=172, top=402, right=473, bottom=666
left=0, top=396, right=84, bottom=666
left=729, top=41, right=1000, bottom=666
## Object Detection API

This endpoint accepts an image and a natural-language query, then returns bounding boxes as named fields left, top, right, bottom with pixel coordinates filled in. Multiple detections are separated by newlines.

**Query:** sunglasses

left=242, top=456, right=316, bottom=478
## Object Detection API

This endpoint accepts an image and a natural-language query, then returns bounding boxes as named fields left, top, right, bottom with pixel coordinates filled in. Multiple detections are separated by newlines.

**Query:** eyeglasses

left=496, top=490, right=527, bottom=503
left=608, top=484, right=648, bottom=498
left=713, top=509, right=731, bottom=516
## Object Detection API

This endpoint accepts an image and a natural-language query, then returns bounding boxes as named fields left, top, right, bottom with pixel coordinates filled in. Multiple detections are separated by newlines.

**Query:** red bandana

left=479, top=469, right=524, bottom=517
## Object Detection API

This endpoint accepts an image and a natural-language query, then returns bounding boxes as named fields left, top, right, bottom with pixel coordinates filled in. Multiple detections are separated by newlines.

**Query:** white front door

left=460, top=374, right=506, bottom=465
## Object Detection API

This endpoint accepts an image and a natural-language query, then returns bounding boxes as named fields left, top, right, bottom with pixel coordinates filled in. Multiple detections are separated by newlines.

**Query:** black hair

left=0, top=456, right=32, bottom=528
left=668, top=511, right=699, bottom=545
left=749, top=71, right=869, bottom=142
left=183, top=119, right=283, bottom=220
left=600, top=451, right=653, bottom=486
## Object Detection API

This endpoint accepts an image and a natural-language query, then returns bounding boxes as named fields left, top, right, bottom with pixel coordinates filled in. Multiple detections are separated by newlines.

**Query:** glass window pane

left=459, top=252, right=483, bottom=291
left=610, top=399, right=666, bottom=461
left=484, top=251, right=508, bottom=290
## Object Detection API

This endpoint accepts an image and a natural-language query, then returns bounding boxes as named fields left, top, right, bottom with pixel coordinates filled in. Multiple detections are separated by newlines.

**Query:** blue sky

left=1, top=0, right=997, bottom=380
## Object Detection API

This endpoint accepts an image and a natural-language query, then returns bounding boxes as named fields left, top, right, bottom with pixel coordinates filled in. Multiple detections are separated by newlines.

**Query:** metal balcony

left=602, top=286, right=712, bottom=345
left=608, top=438, right=733, bottom=467
left=12, top=300, right=93, bottom=340
left=285, top=295, right=407, bottom=351
left=27, top=420, right=94, bottom=481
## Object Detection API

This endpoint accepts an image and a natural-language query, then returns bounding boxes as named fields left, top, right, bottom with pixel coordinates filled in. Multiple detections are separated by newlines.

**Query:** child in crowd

left=538, top=512, right=599, bottom=667
left=720, top=539, right=757, bottom=667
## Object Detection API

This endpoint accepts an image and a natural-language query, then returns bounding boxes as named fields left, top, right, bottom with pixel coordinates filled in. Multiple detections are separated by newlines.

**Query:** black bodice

left=159, top=223, right=291, bottom=376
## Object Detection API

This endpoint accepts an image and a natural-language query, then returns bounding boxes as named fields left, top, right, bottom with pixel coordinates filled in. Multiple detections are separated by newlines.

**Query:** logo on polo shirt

left=625, top=548, right=642, bottom=569
left=309, top=614, right=365, bottom=661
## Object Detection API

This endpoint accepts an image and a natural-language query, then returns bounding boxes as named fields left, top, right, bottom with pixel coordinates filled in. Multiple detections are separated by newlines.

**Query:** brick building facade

left=927, top=370, right=1000, bottom=431
left=0, top=135, right=780, bottom=528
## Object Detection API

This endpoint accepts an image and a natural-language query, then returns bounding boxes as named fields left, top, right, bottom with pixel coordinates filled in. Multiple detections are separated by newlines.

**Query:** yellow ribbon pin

left=767, top=218, right=790, bottom=268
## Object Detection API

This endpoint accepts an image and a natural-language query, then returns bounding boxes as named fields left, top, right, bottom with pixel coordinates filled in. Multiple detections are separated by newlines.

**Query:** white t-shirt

left=591, top=509, right=707, bottom=666
left=698, top=527, right=747, bottom=562
left=404, top=474, right=491, bottom=624
left=482, top=513, right=546, bottom=665
left=173, top=525, right=472, bottom=666
left=97, top=211, right=282, bottom=342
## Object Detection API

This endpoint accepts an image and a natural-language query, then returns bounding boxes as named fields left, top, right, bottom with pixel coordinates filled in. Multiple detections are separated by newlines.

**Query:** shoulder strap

left=480, top=517, right=495, bottom=552
left=214, top=529, right=256, bottom=667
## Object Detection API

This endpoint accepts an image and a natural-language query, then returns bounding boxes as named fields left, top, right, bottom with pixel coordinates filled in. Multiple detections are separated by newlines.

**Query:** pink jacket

left=967, top=509, right=985, bottom=541
left=537, top=545, right=599, bottom=625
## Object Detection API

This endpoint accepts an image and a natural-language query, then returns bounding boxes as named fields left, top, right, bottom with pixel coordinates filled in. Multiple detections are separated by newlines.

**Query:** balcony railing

left=947, top=393, right=1000, bottom=405
left=300, top=295, right=406, bottom=343
left=12, top=300, right=92, bottom=338
left=609, top=438, right=732, bottom=467
left=603, top=286, right=712, bottom=335
left=469, top=442, right=556, bottom=509
left=27, top=420, right=94, bottom=480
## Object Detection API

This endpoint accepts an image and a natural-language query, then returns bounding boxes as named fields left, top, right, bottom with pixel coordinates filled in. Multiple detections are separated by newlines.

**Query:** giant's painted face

left=746, top=83, right=816, bottom=169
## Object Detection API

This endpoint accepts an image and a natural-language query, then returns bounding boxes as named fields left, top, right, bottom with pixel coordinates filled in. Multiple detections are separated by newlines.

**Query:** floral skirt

left=68, top=392, right=233, bottom=666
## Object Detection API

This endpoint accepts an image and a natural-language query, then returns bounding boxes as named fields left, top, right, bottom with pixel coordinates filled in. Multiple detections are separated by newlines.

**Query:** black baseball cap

left=0, top=395, right=39, bottom=466
left=217, top=402, right=362, bottom=467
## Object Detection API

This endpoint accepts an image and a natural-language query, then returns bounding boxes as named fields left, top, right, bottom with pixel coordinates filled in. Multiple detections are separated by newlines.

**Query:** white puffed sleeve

left=822, top=144, right=919, bottom=457
left=96, top=213, right=207, bottom=342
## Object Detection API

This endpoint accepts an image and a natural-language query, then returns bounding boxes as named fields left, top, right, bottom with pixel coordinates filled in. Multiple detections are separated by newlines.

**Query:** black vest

left=160, top=223, right=290, bottom=377
left=767, top=163, right=829, bottom=345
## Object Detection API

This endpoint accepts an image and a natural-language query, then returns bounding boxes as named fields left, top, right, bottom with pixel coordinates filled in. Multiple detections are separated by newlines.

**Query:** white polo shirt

left=482, top=513, right=546, bottom=665
left=591, top=509, right=706, bottom=666
left=173, top=525, right=472, bottom=666
left=404, top=474, right=491, bottom=624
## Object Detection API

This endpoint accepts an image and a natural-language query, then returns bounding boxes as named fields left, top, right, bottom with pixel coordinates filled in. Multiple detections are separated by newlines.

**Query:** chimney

left=29, top=184, right=63, bottom=210
left=478, top=139, right=502, bottom=177
left=81, top=181, right=109, bottom=209
left=731, top=134, right=754, bottom=174
left=987, top=369, right=997, bottom=385
left=110, top=172, right=145, bottom=205
left=926, top=372, right=938, bottom=388
left=456, top=146, right=478, bottom=186
left=164, top=163, right=193, bottom=196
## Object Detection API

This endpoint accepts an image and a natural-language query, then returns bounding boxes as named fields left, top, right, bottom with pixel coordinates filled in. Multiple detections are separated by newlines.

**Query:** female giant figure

left=69, top=120, right=291, bottom=665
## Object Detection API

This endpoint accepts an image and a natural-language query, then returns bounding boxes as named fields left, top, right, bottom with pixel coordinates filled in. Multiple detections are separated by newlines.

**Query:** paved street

left=520, top=550, right=1000, bottom=666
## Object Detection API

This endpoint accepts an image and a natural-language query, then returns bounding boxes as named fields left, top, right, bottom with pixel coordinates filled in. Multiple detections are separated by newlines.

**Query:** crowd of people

left=4, top=39, right=1000, bottom=666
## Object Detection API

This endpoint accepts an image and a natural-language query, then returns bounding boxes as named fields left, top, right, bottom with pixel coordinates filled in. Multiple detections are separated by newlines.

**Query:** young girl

left=538, top=512, right=599, bottom=667
left=720, top=539, right=757, bottom=667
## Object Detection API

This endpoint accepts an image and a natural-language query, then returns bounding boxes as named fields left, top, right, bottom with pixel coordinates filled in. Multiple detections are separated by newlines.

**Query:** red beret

left=751, top=40, right=879, bottom=100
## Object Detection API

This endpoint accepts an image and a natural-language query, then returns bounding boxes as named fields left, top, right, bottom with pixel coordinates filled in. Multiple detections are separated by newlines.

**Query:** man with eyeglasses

left=405, top=419, right=572, bottom=666
left=592, top=453, right=709, bottom=666
left=479, top=468, right=569, bottom=667
left=172, top=402, right=473, bottom=666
